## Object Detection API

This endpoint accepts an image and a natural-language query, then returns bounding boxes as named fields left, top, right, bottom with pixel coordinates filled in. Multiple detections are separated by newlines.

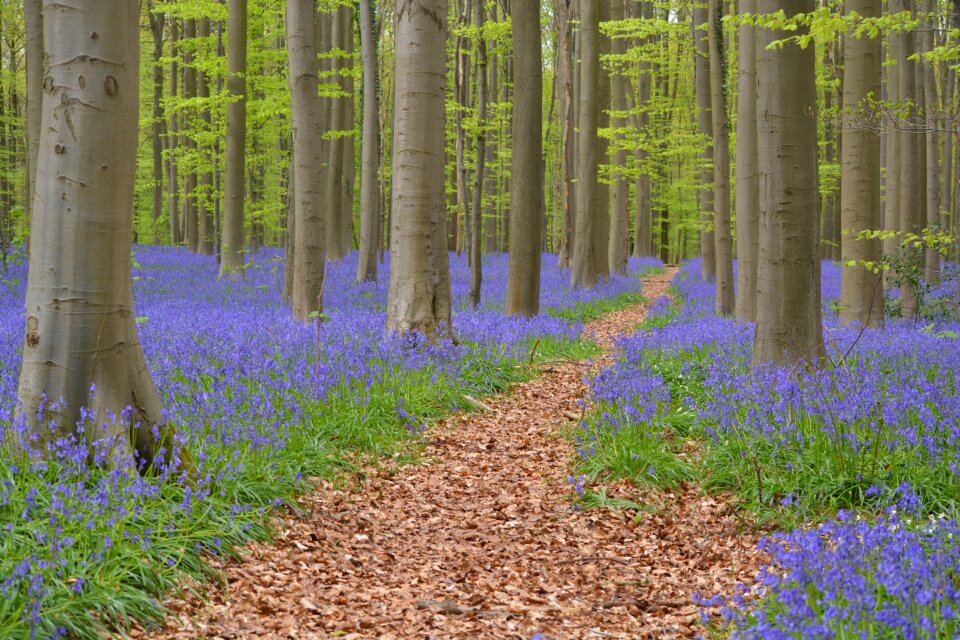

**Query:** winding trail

left=143, top=270, right=762, bottom=640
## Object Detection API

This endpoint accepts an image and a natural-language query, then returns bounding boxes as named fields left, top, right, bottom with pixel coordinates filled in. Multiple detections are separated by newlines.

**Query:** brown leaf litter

left=138, top=269, right=763, bottom=640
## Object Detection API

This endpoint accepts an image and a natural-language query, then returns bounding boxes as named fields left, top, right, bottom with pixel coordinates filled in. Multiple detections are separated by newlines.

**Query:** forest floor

left=140, top=269, right=763, bottom=640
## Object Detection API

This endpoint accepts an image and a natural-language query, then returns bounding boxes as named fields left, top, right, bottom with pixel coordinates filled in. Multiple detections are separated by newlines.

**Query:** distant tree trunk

left=198, top=17, right=215, bottom=256
left=571, top=0, right=601, bottom=288
left=506, top=0, right=543, bottom=316
left=896, top=0, right=918, bottom=318
left=167, top=18, right=181, bottom=245
left=593, top=0, right=610, bottom=280
left=883, top=10, right=901, bottom=276
left=469, top=0, right=487, bottom=308
left=734, top=0, right=758, bottom=320
left=483, top=48, right=498, bottom=252
left=283, top=147, right=295, bottom=302
left=556, top=0, right=574, bottom=268
left=753, top=0, right=825, bottom=368
left=221, top=0, right=247, bottom=276
left=287, top=0, right=326, bottom=321
left=839, top=0, right=883, bottom=327
left=922, top=0, right=940, bottom=285
left=24, top=0, right=42, bottom=227
left=148, top=3, right=166, bottom=242
left=631, top=0, right=653, bottom=258
left=15, top=0, right=172, bottom=467
left=694, top=4, right=715, bottom=280
left=183, top=19, right=199, bottom=252
left=708, top=0, right=734, bottom=314
left=341, top=5, right=356, bottom=255
left=821, top=45, right=839, bottom=260
left=386, top=0, right=453, bottom=336
left=607, top=0, right=629, bottom=274
left=357, top=0, right=380, bottom=283
left=454, top=0, right=469, bottom=255
left=325, top=5, right=349, bottom=261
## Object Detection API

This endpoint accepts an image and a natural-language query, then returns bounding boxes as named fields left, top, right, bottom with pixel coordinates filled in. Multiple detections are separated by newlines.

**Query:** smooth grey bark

left=287, top=0, right=326, bottom=321
left=708, top=0, right=734, bottom=315
left=593, top=0, right=610, bottom=280
left=357, top=0, right=380, bottom=283
left=753, top=0, right=825, bottom=368
left=220, top=0, right=247, bottom=276
left=167, top=18, right=181, bottom=245
left=182, top=19, right=199, bottom=252
left=483, top=47, right=498, bottom=253
left=921, top=0, right=940, bottom=285
left=607, top=0, right=629, bottom=275
left=469, top=0, right=487, bottom=308
left=454, top=0, right=469, bottom=254
left=148, top=3, right=165, bottom=240
left=24, top=0, right=42, bottom=226
left=15, top=0, right=171, bottom=467
left=883, top=8, right=901, bottom=272
left=506, top=0, right=543, bottom=316
left=556, top=0, right=575, bottom=268
left=839, top=0, right=883, bottom=327
left=325, top=4, right=350, bottom=261
left=693, top=4, right=715, bottom=280
left=340, top=5, right=356, bottom=256
left=571, top=0, right=602, bottom=288
left=896, top=1, right=918, bottom=318
left=734, top=0, right=758, bottom=321
left=630, top=0, right=653, bottom=258
left=198, top=17, right=215, bottom=256
left=385, top=0, right=453, bottom=336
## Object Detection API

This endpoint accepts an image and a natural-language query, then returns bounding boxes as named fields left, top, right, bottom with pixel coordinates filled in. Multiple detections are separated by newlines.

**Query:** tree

left=506, top=0, right=543, bottom=316
left=707, top=0, right=733, bottom=314
left=385, top=0, right=453, bottom=335
left=356, top=0, right=381, bottom=283
left=607, top=0, right=629, bottom=275
left=221, top=0, right=247, bottom=276
left=734, top=0, right=759, bottom=321
left=14, top=0, right=171, bottom=467
left=752, top=0, right=825, bottom=367
left=838, top=0, right=883, bottom=327
left=570, top=0, right=602, bottom=288
left=693, top=3, right=715, bottom=280
left=469, top=0, right=488, bottom=308
left=24, top=0, right=41, bottom=227
left=287, top=0, right=326, bottom=321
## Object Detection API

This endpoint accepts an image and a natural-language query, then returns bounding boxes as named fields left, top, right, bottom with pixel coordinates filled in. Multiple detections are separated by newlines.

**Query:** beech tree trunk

left=506, top=0, right=543, bottom=316
left=483, top=48, right=498, bottom=253
left=839, top=0, right=883, bottom=327
left=14, top=0, right=171, bottom=467
left=221, top=0, right=247, bottom=276
left=607, top=0, right=629, bottom=275
left=556, top=0, right=575, bottom=268
left=340, top=5, right=356, bottom=256
left=921, top=0, right=940, bottom=285
left=148, top=3, right=165, bottom=242
left=167, top=18, right=181, bottom=246
left=571, top=0, right=602, bottom=288
left=734, top=0, right=758, bottom=321
left=198, top=18, right=215, bottom=256
left=357, top=0, right=380, bottom=283
left=183, top=19, right=199, bottom=252
left=469, top=0, right=487, bottom=308
left=708, top=0, right=734, bottom=314
left=24, top=0, right=42, bottom=226
left=386, top=0, right=453, bottom=336
left=753, top=0, right=825, bottom=368
left=287, top=0, right=326, bottom=321
left=693, top=4, right=715, bottom=280
left=896, top=1, right=919, bottom=318
left=631, top=0, right=653, bottom=258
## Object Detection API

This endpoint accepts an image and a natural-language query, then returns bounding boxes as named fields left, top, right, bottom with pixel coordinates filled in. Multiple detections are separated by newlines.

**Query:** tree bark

left=14, top=0, right=171, bottom=468
left=571, top=0, right=602, bottom=288
left=694, top=4, right=715, bottom=280
left=630, top=0, right=653, bottom=259
left=921, top=0, right=940, bottom=285
left=896, top=0, right=919, bottom=318
left=24, top=0, right=42, bottom=228
left=357, top=0, right=380, bottom=282
left=607, top=0, right=629, bottom=274
left=839, top=0, right=883, bottom=327
left=198, top=17, right=215, bottom=256
left=287, top=0, right=326, bottom=321
left=221, top=0, right=247, bottom=276
left=182, top=19, right=199, bottom=252
left=386, top=0, right=453, bottom=336
left=469, top=0, right=487, bottom=308
left=556, top=0, right=575, bottom=268
left=734, top=0, right=758, bottom=320
left=708, top=0, right=734, bottom=314
left=340, top=5, right=356, bottom=256
left=167, top=18, right=181, bottom=246
left=506, top=0, right=543, bottom=316
left=148, top=3, right=166, bottom=243
left=753, top=0, right=825, bottom=368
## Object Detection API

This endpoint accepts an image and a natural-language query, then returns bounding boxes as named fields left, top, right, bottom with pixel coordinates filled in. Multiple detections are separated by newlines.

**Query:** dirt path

left=143, top=270, right=762, bottom=640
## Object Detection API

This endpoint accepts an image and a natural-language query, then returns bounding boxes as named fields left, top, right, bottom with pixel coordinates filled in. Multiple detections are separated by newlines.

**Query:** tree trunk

left=556, top=0, right=574, bottom=268
left=734, top=0, right=758, bottom=320
left=454, top=0, right=469, bottom=256
left=922, top=0, right=940, bottom=285
left=607, top=0, right=629, bottom=275
left=469, top=0, right=487, bottom=308
left=708, top=0, right=734, bottom=314
left=839, top=0, right=883, bottom=327
left=168, top=18, right=181, bottom=246
left=593, top=0, right=610, bottom=280
left=15, top=0, right=171, bottom=468
left=148, top=3, right=166, bottom=243
left=198, top=17, right=215, bottom=256
left=287, top=0, right=326, bottom=321
left=753, top=0, right=825, bottom=368
left=897, top=0, right=919, bottom=318
left=24, top=0, right=42, bottom=227
left=631, top=0, right=653, bottom=259
left=221, top=0, right=247, bottom=276
left=183, top=19, right=199, bottom=252
left=341, top=5, right=356, bottom=256
left=694, top=4, right=715, bottom=280
left=484, top=48, right=498, bottom=252
left=357, top=0, right=380, bottom=283
left=386, top=0, right=453, bottom=336
left=325, top=5, right=349, bottom=261
left=571, top=0, right=602, bottom=288
left=506, top=0, right=543, bottom=316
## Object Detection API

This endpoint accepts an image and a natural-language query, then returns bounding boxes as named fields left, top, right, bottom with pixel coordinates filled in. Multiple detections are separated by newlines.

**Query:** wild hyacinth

left=0, top=247, right=660, bottom=638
